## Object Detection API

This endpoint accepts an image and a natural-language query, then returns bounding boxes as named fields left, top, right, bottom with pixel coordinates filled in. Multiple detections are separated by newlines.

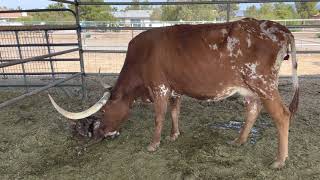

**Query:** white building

left=113, top=10, right=153, bottom=27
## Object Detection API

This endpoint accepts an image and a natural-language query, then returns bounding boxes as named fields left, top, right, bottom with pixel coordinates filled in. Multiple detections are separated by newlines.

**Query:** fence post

left=44, top=30, right=56, bottom=81
left=226, top=1, right=231, bottom=22
left=15, top=31, right=29, bottom=93
left=75, top=0, right=87, bottom=99
left=0, top=51, right=7, bottom=79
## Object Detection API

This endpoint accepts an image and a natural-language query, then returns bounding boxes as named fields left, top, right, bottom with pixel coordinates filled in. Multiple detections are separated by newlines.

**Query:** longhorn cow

left=49, top=18, right=299, bottom=169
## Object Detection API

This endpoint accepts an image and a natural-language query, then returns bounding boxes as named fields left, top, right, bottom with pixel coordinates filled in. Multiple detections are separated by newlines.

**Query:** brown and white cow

left=49, top=18, right=299, bottom=169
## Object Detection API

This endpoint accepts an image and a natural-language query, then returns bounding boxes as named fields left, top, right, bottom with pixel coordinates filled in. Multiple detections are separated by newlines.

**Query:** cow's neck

left=110, top=67, right=142, bottom=106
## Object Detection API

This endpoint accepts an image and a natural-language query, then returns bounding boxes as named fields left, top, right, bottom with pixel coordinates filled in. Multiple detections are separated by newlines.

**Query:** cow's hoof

left=270, top=160, right=286, bottom=169
left=167, top=132, right=180, bottom=141
left=147, top=142, right=160, bottom=152
left=228, top=138, right=245, bottom=146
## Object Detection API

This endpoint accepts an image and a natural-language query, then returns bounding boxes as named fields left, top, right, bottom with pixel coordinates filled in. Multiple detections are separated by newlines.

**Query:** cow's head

left=49, top=90, right=131, bottom=141
left=91, top=95, right=130, bottom=140
left=48, top=75, right=131, bottom=141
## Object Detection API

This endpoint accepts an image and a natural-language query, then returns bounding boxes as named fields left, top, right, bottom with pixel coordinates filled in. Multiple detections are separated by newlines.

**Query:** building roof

left=113, top=10, right=153, bottom=19
left=0, top=8, right=27, bottom=19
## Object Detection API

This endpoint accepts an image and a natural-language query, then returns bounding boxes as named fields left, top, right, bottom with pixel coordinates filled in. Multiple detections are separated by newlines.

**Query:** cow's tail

left=288, top=36, right=299, bottom=120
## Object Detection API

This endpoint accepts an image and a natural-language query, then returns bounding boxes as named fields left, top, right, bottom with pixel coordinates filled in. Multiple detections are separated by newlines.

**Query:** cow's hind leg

left=147, top=91, right=169, bottom=152
left=168, top=97, right=181, bottom=141
left=230, top=96, right=262, bottom=145
left=261, top=92, right=290, bottom=169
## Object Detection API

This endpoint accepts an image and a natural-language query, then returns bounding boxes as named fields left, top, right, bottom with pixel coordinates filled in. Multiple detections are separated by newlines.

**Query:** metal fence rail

left=61, top=0, right=320, bottom=56
left=0, top=72, right=82, bottom=109
left=0, top=9, right=86, bottom=108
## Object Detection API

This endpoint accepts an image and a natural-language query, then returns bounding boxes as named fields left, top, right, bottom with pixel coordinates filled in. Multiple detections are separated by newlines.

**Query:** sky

left=0, top=0, right=257, bottom=10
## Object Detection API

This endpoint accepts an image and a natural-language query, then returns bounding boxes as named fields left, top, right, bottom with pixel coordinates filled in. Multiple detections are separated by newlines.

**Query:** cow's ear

left=98, top=68, right=113, bottom=90
left=106, top=86, right=113, bottom=91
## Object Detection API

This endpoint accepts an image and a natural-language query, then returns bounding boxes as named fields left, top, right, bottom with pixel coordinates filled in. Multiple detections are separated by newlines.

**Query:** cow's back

left=123, top=18, right=293, bottom=99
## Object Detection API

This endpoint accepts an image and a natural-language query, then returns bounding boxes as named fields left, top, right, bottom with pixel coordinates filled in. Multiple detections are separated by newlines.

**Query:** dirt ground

left=0, top=76, right=320, bottom=179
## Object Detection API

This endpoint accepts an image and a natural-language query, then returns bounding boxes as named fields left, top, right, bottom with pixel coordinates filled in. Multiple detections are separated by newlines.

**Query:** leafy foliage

left=215, top=4, right=239, bottom=21
left=16, top=3, right=74, bottom=22
left=245, top=2, right=319, bottom=20
left=69, top=0, right=115, bottom=21
left=17, top=0, right=115, bottom=22
left=124, top=0, right=152, bottom=11
left=274, top=3, right=297, bottom=19
left=159, top=4, right=239, bottom=21
left=295, top=2, right=318, bottom=19
left=245, top=3, right=297, bottom=20
left=150, top=7, right=162, bottom=20
left=13, top=1, right=319, bottom=23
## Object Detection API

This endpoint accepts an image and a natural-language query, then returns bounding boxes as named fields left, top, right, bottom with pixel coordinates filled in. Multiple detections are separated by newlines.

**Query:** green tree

left=47, top=2, right=65, bottom=9
left=160, top=6, right=181, bottom=21
left=150, top=7, right=162, bottom=20
left=215, top=4, right=239, bottom=21
left=258, top=3, right=276, bottom=19
left=16, top=1, right=115, bottom=23
left=125, top=0, right=141, bottom=10
left=125, top=0, right=152, bottom=11
left=46, top=2, right=74, bottom=21
left=160, top=5, right=217, bottom=21
left=16, top=3, right=74, bottom=22
left=69, top=0, right=115, bottom=21
left=295, top=2, right=318, bottom=19
left=244, top=3, right=296, bottom=20
left=244, top=5, right=259, bottom=18
left=274, top=3, right=296, bottom=19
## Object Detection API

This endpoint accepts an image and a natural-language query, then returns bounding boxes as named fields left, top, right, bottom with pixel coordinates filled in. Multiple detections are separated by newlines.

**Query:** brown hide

left=112, top=18, right=292, bottom=101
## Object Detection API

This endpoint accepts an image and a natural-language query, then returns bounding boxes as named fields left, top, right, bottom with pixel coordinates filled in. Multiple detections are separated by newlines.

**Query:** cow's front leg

left=168, top=97, right=181, bottom=141
left=230, top=96, right=262, bottom=145
left=147, top=90, right=169, bottom=152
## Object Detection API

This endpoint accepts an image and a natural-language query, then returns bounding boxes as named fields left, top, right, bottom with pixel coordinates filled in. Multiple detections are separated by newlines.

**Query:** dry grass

left=0, top=77, right=320, bottom=179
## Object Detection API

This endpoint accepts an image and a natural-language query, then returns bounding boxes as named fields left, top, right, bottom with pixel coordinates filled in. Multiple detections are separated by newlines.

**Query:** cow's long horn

left=48, top=92, right=110, bottom=120
left=98, top=68, right=112, bottom=90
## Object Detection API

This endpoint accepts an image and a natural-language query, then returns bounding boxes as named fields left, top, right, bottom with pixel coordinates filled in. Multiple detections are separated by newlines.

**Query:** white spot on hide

left=237, top=87, right=255, bottom=97
left=250, top=103, right=258, bottom=114
left=209, top=87, right=256, bottom=102
left=245, top=63, right=263, bottom=80
left=209, top=43, right=218, bottom=50
left=236, top=49, right=243, bottom=57
left=227, top=37, right=240, bottom=57
left=159, top=84, right=169, bottom=97
left=105, top=131, right=120, bottom=137
left=274, top=46, right=286, bottom=72
left=260, top=21, right=278, bottom=42
left=171, top=90, right=181, bottom=98
left=221, top=29, right=228, bottom=36
left=245, top=63, right=257, bottom=75
left=94, top=121, right=101, bottom=129
left=246, top=35, right=252, bottom=48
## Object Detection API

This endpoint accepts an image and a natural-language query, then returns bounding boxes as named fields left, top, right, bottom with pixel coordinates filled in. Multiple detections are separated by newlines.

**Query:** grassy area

left=0, top=77, right=320, bottom=179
